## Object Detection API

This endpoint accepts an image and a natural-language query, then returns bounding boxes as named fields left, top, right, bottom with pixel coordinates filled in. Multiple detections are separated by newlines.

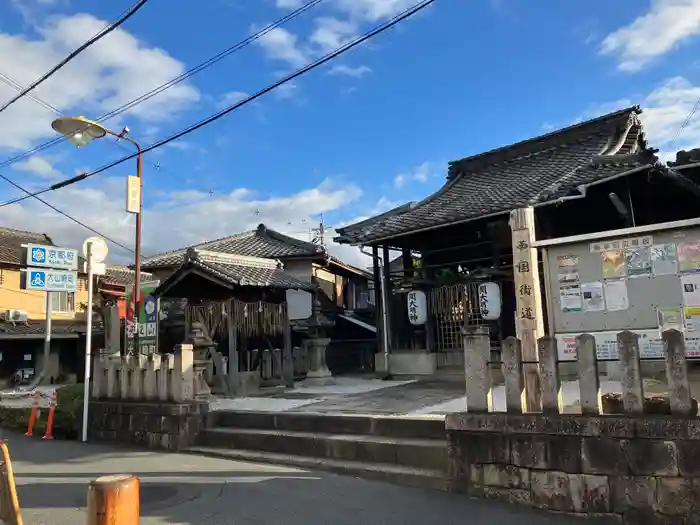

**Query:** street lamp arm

left=103, top=129, right=142, bottom=154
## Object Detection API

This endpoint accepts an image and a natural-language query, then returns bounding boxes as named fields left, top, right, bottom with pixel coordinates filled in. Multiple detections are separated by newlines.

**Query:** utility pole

left=311, top=214, right=328, bottom=249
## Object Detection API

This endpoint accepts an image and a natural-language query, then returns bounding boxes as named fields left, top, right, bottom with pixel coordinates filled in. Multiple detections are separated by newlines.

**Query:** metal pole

left=379, top=262, right=390, bottom=374
left=133, top=147, right=143, bottom=354
left=81, top=243, right=94, bottom=442
left=24, top=291, right=52, bottom=391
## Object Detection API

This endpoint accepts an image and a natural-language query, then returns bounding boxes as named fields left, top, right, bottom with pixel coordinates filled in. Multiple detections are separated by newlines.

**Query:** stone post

left=577, top=334, right=600, bottom=415
left=463, top=326, right=490, bottom=413
left=501, top=337, right=524, bottom=414
left=173, top=344, right=195, bottom=402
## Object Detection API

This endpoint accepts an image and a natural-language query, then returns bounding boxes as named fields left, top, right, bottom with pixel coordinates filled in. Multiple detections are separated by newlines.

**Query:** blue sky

left=0, top=0, right=699, bottom=267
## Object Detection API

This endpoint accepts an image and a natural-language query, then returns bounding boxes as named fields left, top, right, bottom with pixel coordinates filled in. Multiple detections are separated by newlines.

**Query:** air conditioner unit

left=6, top=310, right=28, bottom=323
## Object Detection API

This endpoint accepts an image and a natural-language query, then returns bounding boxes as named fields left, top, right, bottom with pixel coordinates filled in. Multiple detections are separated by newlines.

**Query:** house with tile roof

left=142, top=223, right=376, bottom=376
left=335, top=106, right=700, bottom=376
left=0, top=227, right=93, bottom=386
left=142, top=223, right=374, bottom=316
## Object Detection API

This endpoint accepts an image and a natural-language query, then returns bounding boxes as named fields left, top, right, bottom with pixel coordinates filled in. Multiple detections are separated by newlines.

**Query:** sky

left=0, top=0, right=700, bottom=270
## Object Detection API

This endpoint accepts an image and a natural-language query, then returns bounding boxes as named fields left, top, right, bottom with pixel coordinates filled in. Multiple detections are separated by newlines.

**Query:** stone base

left=88, top=400, right=207, bottom=451
left=302, top=375, right=336, bottom=386
left=446, top=412, right=700, bottom=521
left=376, top=351, right=437, bottom=376
left=229, top=371, right=261, bottom=397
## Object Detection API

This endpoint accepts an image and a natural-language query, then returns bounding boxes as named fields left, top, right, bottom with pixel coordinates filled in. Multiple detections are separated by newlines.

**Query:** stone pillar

left=173, top=344, right=195, bottom=402
left=306, top=337, right=332, bottom=380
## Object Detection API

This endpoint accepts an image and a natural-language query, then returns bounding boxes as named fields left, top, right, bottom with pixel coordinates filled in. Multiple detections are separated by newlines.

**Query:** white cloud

left=394, top=162, right=435, bottom=187
left=275, top=0, right=304, bottom=7
left=218, top=91, right=249, bottom=108
left=334, top=0, right=423, bottom=22
left=309, top=17, right=358, bottom=53
left=274, top=82, right=298, bottom=99
left=0, top=13, right=199, bottom=151
left=264, top=0, right=430, bottom=74
left=0, top=176, right=372, bottom=268
left=640, top=76, right=700, bottom=159
left=13, top=155, right=61, bottom=179
left=328, top=64, right=373, bottom=77
left=576, top=76, right=700, bottom=162
left=600, top=0, right=700, bottom=72
left=255, top=26, right=309, bottom=68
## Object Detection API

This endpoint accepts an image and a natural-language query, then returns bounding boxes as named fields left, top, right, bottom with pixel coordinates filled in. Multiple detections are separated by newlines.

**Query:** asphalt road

left=0, top=430, right=613, bottom=525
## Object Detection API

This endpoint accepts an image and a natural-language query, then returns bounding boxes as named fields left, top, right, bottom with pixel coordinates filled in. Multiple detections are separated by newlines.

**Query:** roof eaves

left=447, top=105, right=642, bottom=180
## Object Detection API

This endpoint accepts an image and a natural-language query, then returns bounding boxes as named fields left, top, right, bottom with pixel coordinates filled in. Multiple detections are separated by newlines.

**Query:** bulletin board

left=543, top=224, right=700, bottom=361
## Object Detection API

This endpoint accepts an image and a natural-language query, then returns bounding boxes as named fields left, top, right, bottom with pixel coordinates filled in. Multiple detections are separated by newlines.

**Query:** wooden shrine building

left=334, top=105, right=700, bottom=378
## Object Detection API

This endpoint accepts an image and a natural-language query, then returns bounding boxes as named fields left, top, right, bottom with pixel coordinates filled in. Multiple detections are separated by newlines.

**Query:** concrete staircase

left=188, top=411, right=448, bottom=490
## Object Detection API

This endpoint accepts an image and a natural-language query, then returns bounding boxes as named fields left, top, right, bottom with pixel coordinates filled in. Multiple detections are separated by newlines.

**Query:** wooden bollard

left=86, top=474, right=139, bottom=525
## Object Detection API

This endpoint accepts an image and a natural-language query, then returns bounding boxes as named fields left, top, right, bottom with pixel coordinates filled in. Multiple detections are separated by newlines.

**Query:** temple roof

left=152, top=248, right=315, bottom=299
left=141, top=223, right=324, bottom=270
left=335, top=106, right=657, bottom=245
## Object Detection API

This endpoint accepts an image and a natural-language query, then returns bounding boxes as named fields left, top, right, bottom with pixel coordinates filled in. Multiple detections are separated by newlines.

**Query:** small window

left=48, top=291, right=75, bottom=314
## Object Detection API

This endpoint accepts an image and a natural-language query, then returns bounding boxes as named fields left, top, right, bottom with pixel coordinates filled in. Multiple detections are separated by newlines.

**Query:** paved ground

left=0, top=430, right=614, bottom=525
left=208, top=375, right=672, bottom=417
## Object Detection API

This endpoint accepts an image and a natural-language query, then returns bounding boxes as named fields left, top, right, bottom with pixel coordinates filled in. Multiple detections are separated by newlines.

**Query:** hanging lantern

left=407, top=290, right=427, bottom=325
left=478, top=282, right=501, bottom=321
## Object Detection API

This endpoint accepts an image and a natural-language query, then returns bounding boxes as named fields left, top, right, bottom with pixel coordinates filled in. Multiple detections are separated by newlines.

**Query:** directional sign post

left=21, top=243, right=79, bottom=392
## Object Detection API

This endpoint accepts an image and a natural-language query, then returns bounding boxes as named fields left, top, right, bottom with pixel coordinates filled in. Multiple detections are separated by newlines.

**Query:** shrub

left=0, top=384, right=85, bottom=440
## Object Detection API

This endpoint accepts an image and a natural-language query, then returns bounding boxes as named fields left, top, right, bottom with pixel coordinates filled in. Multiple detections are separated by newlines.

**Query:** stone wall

left=446, top=412, right=700, bottom=523
left=87, top=400, right=207, bottom=452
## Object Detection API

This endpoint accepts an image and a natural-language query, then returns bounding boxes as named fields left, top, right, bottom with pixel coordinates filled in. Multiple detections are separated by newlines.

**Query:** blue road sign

left=25, top=243, right=78, bottom=270
left=24, top=268, right=77, bottom=292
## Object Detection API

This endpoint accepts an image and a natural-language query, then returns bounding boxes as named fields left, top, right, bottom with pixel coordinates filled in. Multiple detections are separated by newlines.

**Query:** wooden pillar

left=372, top=245, right=384, bottom=357
left=509, top=207, right=544, bottom=412
left=226, top=299, right=240, bottom=395
left=87, top=474, right=139, bottom=525
left=282, top=307, right=294, bottom=388
left=401, top=248, right=413, bottom=279
left=424, top=266, right=435, bottom=353
left=382, top=244, right=394, bottom=353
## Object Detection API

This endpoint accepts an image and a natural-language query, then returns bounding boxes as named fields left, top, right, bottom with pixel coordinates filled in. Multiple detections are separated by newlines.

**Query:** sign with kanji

left=510, top=207, right=544, bottom=411
left=406, top=290, right=427, bottom=325
left=124, top=280, right=161, bottom=355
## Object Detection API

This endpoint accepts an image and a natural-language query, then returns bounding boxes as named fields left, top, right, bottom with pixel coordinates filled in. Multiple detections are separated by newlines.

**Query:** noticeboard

left=544, top=225, right=700, bottom=361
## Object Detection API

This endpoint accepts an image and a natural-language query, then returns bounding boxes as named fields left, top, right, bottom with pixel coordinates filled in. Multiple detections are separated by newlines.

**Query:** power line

left=0, top=0, right=325, bottom=174
left=0, top=69, right=188, bottom=187
left=666, top=99, right=700, bottom=153
left=0, top=0, right=434, bottom=260
left=2, top=0, right=435, bottom=211
left=0, top=1, right=330, bottom=254
left=0, top=0, right=150, bottom=115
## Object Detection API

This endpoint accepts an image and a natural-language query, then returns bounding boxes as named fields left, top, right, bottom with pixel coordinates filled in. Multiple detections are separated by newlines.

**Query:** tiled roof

left=103, top=266, right=154, bottom=287
left=0, top=317, right=103, bottom=338
left=0, top=228, right=53, bottom=266
left=155, top=248, right=316, bottom=296
left=0, top=227, right=88, bottom=271
left=668, top=148, right=700, bottom=168
left=335, top=106, right=657, bottom=245
left=141, top=224, right=325, bottom=270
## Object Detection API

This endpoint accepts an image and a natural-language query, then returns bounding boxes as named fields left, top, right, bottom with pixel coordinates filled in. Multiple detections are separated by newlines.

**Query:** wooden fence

left=463, top=328, right=694, bottom=416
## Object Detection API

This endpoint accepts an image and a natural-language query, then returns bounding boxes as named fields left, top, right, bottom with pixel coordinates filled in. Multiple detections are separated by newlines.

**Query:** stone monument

left=304, top=297, right=335, bottom=385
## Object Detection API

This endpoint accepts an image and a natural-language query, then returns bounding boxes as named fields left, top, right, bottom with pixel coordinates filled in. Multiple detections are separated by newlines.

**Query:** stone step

left=211, top=410, right=446, bottom=440
left=200, top=427, right=447, bottom=471
left=186, top=445, right=448, bottom=491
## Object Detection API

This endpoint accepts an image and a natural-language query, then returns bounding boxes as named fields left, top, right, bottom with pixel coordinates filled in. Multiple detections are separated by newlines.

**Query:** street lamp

left=51, top=116, right=144, bottom=354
